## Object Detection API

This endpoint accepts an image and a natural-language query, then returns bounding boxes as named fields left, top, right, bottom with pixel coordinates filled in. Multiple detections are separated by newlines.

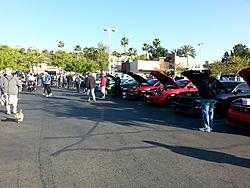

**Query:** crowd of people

left=1, top=67, right=228, bottom=133
left=0, top=68, right=116, bottom=114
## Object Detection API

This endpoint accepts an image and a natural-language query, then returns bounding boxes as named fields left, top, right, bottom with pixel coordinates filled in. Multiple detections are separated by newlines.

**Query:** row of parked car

left=112, top=69, right=250, bottom=131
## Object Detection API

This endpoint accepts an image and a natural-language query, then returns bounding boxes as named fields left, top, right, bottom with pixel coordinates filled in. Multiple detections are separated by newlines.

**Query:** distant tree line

left=209, top=44, right=250, bottom=76
left=1, top=37, right=249, bottom=75
left=0, top=42, right=109, bottom=73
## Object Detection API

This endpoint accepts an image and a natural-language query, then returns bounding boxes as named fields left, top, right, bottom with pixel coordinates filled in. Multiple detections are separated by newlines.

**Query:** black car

left=173, top=81, right=250, bottom=116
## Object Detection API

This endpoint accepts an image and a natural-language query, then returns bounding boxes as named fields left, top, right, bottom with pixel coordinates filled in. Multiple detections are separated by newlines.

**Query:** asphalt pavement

left=0, top=87, right=250, bottom=188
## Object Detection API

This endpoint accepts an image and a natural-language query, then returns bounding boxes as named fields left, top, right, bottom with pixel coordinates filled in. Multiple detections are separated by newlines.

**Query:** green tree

left=0, top=45, right=20, bottom=70
left=180, top=45, right=196, bottom=68
left=142, top=43, right=150, bottom=60
left=58, top=41, right=65, bottom=51
left=231, top=44, right=250, bottom=59
left=82, top=47, right=98, bottom=60
left=112, top=51, right=121, bottom=61
left=74, top=45, right=82, bottom=60
left=127, top=47, right=138, bottom=61
left=121, top=37, right=129, bottom=53
left=96, top=43, right=109, bottom=71
left=152, top=38, right=161, bottom=48
left=148, top=39, right=168, bottom=59
left=171, top=49, right=182, bottom=57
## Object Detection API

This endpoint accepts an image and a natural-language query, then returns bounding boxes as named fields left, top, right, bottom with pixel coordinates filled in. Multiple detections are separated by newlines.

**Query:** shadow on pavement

left=1, top=117, right=17, bottom=123
left=18, top=89, right=250, bottom=137
left=143, top=140, right=250, bottom=169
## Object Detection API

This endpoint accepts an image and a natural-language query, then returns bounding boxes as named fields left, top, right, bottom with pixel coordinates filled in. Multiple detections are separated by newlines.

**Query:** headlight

left=170, top=94, right=176, bottom=97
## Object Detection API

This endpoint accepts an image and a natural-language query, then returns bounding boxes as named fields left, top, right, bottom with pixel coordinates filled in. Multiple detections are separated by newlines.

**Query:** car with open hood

left=146, top=71, right=198, bottom=106
left=174, top=70, right=250, bottom=116
left=226, top=68, right=250, bottom=130
left=122, top=72, right=163, bottom=99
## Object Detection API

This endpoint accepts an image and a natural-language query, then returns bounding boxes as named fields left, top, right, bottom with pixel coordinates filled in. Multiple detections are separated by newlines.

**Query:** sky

left=0, top=0, right=250, bottom=62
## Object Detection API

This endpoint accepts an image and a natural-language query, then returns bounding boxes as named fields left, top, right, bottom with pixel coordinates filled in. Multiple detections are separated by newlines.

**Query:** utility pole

left=104, top=28, right=116, bottom=73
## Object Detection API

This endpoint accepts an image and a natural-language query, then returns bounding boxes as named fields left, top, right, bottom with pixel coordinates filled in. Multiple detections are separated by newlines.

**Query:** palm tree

left=58, top=41, right=65, bottom=51
left=121, top=37, right=129, bottom=53
left=171, top=49, right=182, bottom=57
left=74, top=45, right=82, bottom=60
left=153, top=38, right=161, bottom=49
left=112, top=51, right=121, bottom=61
left=142, top=43, right=150, bottom=60
left=180, top=45, right=196, bottom=68
left=128, top=48, right=138, bottom=60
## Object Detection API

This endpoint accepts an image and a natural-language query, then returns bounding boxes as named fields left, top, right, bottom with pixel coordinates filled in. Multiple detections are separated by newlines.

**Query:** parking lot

left=0, top=88, right=249, bottom=188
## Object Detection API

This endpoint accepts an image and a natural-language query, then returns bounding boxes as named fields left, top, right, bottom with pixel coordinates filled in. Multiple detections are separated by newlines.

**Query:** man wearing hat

left=0, top=67, right=22, bottom=114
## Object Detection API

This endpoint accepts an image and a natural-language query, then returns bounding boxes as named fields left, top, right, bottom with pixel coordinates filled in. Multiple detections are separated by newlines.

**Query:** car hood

left=239, top=68, right=250, bottom=87
left=181, top=70, right=227, bottom=92
left=150, top=71, right=177, bottom=86
left=126, top=72, right=149, bottom=85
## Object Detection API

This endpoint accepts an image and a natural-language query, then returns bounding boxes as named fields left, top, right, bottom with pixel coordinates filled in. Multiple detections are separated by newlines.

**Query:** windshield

left=142, top=79, right=158, bottom=86
left=220, top=81, right=243, bottom=92
left=176, top=80, right=189, bottom=88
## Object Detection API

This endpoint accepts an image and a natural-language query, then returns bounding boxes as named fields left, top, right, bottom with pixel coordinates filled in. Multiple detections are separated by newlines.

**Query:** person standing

left=67, top=74, right=73, bottom=89
left=75, top=74, right=81, bottom=93
left=114, top=74, right=121, bottom=97
left=42, top=71, right=52, bottom=97
left=100, top=74, right=107, bottom=99
left=182, top=69, right=227, bottom=132
left=0, top=67, right=22, bottom=114
left=86, top=73, right=96, bottom=102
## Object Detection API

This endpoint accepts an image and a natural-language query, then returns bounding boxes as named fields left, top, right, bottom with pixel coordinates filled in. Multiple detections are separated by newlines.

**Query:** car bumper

left=226, top=108, right=250, bottom=130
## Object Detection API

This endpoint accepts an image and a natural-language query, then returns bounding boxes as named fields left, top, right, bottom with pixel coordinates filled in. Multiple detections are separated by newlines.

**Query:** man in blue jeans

left=198, top=70, right=227, bottom=132
left=182, top=70, right=227, bottom=132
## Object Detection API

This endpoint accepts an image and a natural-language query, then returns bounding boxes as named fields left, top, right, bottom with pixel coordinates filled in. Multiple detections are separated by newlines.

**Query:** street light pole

left=198, top=42, right=204, bottom=70
left=104, top=28, right=116, bottom=73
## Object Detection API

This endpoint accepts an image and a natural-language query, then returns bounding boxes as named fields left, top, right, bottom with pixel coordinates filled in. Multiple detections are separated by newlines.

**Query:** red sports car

left=226, top=68, right=250, bottom=130
left=122, top=73, right=163, bottom=99
left=146, top=71, right=198, bottom=106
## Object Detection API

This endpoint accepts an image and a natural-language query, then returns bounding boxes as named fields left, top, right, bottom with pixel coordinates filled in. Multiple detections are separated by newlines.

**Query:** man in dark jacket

left=86, top=73, right=96, bottom=102
left=182, top=70, right=227, bottom=132
left=114, top=74, right=121, bottom=97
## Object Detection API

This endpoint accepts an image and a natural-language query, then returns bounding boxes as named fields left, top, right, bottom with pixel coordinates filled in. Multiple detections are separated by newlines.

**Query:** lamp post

left=198, top=42, right=204, bottom=70
left=104, top=28, right=116, bottom=73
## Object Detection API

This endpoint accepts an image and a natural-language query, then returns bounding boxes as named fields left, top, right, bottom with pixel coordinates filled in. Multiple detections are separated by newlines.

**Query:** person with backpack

left=0, top=67, right=22, bottom=114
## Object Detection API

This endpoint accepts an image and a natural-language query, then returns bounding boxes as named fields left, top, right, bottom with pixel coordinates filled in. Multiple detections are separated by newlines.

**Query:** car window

left=220, top=81, right=243, bottom=92
left=176, top=80, right=189, bottom=88
left=142, top=79, right=158, bottom=86
left=234, top=83, right=250, bottom=93
left=187, top=83, right=196, bottom=87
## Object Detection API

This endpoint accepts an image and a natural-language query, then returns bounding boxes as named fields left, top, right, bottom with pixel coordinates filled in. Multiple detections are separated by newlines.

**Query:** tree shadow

left=143, top=140, right=250, bottom=169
